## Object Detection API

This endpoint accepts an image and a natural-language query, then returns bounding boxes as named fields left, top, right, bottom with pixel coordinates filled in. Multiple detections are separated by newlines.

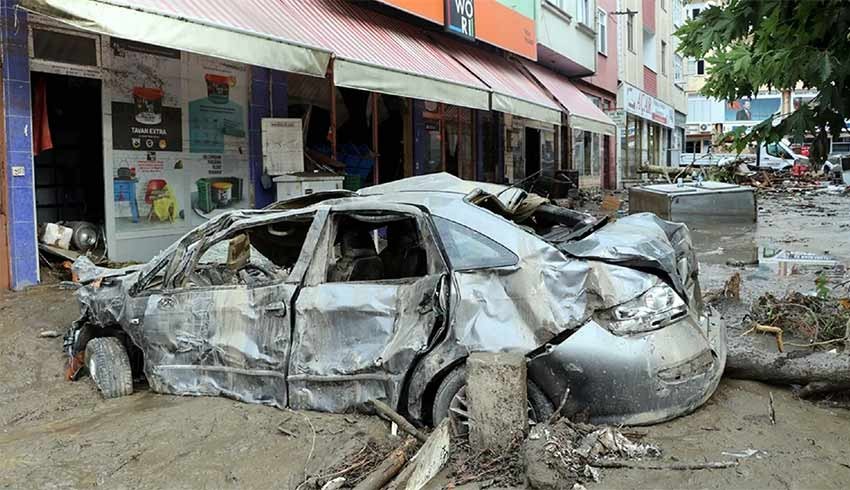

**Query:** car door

left=288, top=205, right=447, bottom=412
left=133, top=209, right=326, bottom=408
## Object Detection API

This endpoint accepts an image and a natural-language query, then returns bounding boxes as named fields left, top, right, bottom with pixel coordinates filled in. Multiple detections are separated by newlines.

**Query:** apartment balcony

left=536, top=0, right=596, bottom=77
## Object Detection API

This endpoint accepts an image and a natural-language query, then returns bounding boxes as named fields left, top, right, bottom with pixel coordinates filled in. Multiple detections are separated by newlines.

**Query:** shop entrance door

left=525, top=127, right=541, bottom=176
left=31, top=73, right=105, bottom=250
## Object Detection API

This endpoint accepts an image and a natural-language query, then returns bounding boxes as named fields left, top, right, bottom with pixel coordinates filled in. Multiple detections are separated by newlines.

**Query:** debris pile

left=521, top=420, right=661, bottom=489
left=298, top=437, right=419, bottom=489
left=704, top=272, right=742, bottom=305
left=748, top=291, right=850, bottom=349
left=447, top=434, right=527, bottom=488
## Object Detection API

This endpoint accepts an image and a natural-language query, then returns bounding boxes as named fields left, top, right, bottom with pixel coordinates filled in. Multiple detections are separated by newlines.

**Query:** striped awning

left=435, top=35, right=563, bottom=126
left=20, top=0, right=331, bottom=78
left=23, top=0, right=575, bottom=125
left=521, top=61, right=617, bottom=135
left=21, top=0, right=492, bottom=111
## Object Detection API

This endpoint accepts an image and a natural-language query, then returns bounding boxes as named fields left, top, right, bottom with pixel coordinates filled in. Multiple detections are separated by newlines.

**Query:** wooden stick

left=768, top=392, right=776, bottom=425
left=353, top=438, right=417, bottom=490
left=368, top=399, right=428, bottom=443
left=549, top=388, right=571, bottom=424
left=592, top=459, right=739, bottom=470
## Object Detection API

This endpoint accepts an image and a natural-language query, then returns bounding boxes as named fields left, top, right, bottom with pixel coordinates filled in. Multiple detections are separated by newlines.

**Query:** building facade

left=0, top=0, right=616, bottom=289
left=572, top=0, right=620, bottom=188
left=614, top=0, right=685, bottom=186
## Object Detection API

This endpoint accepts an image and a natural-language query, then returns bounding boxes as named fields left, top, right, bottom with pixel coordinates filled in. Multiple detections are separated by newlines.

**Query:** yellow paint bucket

left=211, top=181, right=233, bottom=208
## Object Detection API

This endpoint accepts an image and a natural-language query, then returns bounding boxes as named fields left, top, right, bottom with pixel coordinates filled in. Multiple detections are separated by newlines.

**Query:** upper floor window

left=691, top=7, right=701, bottom=18
left=697, top=59, right=706, bottom=75
left=661, top=41, right=667, bottom=75
left=578, top=0, right=591, bottom=25
left=597, top=8, right=608, bottom=55
left=627, top=14, right=635, bottom=52
left=673, top=54, right=683, bottom=83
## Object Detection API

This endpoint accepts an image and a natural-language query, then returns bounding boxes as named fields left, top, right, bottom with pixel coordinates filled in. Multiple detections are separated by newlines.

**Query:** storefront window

left=625, top=115, right=642, bottom=178
left=480, top=112, right=499, bottom=182
left=541, top=130, right=556, bottom=177
left=445, top=106, right=474, bottom=179
left=422, top=119, right=442, bottom=174
left=648, top=124, right=657, bottom=167
left=572, top=129, right=601, bottom=177
left=573, top=129, right=585, bottom=174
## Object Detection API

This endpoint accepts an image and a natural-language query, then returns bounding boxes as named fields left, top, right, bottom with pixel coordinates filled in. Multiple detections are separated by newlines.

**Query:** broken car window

left=327, top=214, right=428, bottom=282
left=432, top=216, right=517, bottom=270
left=187, top=215, right=314, bottom=288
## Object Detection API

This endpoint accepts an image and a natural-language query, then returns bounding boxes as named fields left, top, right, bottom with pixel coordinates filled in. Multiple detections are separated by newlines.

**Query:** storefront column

left=249, top=67, right=287, bottom=208
left=496, top=114, right=505, bottom=183
left=1, top=2, right=39, bottom=289
left=371, top=93, right=379, bottom=185
left=412, top=100, right=425, bottom=175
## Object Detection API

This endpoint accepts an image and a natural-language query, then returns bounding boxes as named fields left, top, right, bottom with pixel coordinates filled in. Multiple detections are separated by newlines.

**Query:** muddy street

left=2, top=191, right=849, bottom=489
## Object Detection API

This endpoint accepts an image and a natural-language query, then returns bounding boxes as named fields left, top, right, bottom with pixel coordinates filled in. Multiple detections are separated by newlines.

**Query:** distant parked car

left=66, top=174, right=725, bottom=427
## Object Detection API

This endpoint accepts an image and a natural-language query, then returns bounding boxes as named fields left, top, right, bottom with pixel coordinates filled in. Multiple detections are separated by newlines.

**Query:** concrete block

left=466, top=351, right=528, bottom=452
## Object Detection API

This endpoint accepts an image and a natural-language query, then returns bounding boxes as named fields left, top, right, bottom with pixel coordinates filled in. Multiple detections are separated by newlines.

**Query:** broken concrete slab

left=466, top=352, right=528, bottom=452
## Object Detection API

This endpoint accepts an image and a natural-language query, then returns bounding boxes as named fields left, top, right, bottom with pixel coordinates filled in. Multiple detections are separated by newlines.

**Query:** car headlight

left=603, top=284, right=687, bottom=335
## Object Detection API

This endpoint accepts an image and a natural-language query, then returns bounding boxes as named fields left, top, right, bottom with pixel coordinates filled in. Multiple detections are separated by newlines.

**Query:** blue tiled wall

left=248, top=66, right=287, bottom=208
left=2, top=1, right=38, bottom=289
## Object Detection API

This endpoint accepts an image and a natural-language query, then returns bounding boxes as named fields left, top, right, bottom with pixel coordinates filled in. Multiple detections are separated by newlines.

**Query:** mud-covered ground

left=2, top=190, right=849, bottom=489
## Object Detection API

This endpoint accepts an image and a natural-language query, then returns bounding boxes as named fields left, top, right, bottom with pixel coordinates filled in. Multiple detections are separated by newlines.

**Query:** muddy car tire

left=432, top=366, right=553, bottom=432
left=85, top=337, right=133, bottom=399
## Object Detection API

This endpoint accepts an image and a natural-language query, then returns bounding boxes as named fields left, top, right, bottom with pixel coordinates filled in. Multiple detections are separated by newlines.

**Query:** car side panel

left=134, top=282, right=295, bottom=407
left=288, top=275, right=443, bottom=412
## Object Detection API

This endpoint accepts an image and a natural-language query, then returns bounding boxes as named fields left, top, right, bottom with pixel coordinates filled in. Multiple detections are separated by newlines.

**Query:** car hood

left=557, top=213, right=696, bottom=302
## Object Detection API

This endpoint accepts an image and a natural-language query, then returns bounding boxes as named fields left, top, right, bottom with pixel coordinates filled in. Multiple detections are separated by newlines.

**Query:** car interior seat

left=331, top=230, right=384, bottom=282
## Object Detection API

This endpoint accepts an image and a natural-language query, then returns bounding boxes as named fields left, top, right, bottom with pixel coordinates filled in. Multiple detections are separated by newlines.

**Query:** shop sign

left=623, top=84, right=674, bottom=129
left=377, top=0, right=536, bottom=60
left=445, top=0, right=475, bottom=40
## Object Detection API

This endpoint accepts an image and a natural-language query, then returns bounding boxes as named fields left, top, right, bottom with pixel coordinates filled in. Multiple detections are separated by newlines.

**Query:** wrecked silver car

left=66, top=173, right=725, bottom=426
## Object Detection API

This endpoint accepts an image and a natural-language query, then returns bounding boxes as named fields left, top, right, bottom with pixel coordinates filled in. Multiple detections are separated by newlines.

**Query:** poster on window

left=112, top=150, right=188, bottom=234
left=185, top=55, right=250, bottom=223
left=108, top=38, right=189, bottom=235
left=109, top=38, right=183, bottom=152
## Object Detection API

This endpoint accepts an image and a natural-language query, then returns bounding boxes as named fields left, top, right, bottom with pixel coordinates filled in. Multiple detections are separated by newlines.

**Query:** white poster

left=108, top=38, right=188, bottom=235
left=107, top=42, right=251, bottom=237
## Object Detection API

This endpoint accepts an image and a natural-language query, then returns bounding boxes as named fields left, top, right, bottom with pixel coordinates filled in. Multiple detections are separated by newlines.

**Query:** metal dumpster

left=629, top=181, right=757, bottom=223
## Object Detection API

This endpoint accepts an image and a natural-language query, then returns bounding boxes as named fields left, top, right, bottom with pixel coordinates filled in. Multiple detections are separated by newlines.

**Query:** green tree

left=676, top=0, right=850, bottom=162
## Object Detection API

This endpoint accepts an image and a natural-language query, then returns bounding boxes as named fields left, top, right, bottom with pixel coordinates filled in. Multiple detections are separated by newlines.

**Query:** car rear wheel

left=85, top=337, right=133, bottom=399
left=432, top=365, right=553, bottom=435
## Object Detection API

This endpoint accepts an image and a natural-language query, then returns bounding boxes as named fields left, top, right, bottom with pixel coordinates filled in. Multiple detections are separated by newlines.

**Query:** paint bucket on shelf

left=211, top=181, right=233, bottom=208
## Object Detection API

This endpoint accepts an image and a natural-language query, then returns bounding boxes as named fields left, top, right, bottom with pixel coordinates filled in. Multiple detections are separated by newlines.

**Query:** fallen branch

left=742, top=324, right=784, bottom=352
left=368, top=399, right=428, bottom=443
left=353, top=437, right=417, bottom=490
left=549, top=388, right=571, bottom=424
left=591, top=459, right=739, bottom=470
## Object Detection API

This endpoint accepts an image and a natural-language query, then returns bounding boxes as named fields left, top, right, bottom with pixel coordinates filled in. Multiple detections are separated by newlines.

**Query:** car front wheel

left=85, top=337, right=134, bottom=399
left=432, top=365, right=553, bottom=434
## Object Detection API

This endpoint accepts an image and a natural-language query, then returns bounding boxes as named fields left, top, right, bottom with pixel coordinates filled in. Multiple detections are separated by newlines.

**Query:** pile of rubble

left=521, top=420, right=661, bottom=490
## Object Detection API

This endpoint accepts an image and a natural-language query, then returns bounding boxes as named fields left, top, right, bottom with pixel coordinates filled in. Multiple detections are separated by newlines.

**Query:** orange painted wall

left=376, top=0, right=444, bottom=24
left=475, top=0, right=537, bottom=60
